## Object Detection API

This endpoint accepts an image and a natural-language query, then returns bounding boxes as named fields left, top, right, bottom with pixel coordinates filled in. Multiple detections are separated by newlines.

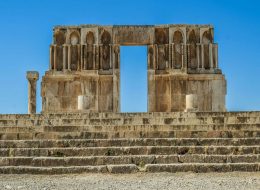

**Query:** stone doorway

left=120, top=46, right=147, bottom=112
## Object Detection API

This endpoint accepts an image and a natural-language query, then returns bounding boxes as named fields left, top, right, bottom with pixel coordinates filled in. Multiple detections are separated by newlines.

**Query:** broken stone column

left=185, top=94, right=198, bottom=112
left=26, top=71, right=39, bottom=114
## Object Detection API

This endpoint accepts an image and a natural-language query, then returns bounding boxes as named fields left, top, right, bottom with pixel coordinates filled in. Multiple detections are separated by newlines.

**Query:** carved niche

left=85, top=32, right=95, bottom=70
left=172, top=31, right=184, bottom=69
left=187, top=30, right=197, bottom=69
left=70, top=31, right=80, bottom=71
left=101, top=31, right=111, bottom=70
left=155, top=28, right=169, bottom=70
left=202, top=30, right=212, bottom=70
left=54, top=30, right=65, bottom=71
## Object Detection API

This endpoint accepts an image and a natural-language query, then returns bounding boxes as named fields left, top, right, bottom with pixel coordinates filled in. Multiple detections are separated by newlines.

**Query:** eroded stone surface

left=41, top=24, right=226, bottom=113
left=0, top=112, right=259, bottom=174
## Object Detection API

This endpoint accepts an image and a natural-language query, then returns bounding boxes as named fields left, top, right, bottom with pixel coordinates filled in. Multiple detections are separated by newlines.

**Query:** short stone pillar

left=185, top=94, right=198, bottom=112
left=26, top=71, right=39, bottom=114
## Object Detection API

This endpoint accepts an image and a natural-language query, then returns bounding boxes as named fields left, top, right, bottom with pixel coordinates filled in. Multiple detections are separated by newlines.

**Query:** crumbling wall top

left=53, top=24, right=213, bottom=30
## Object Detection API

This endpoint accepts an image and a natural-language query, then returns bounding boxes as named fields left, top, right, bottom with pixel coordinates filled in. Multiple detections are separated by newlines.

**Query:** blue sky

left=0, top=0, right=259, bottom=113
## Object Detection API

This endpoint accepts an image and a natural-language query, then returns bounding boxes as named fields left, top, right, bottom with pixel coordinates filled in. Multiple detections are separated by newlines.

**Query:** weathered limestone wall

left=41, top=71, right=119, bottom=112
left=42, top=24, right=226, bottom=113
left=148, top=73, right=226, bottom=112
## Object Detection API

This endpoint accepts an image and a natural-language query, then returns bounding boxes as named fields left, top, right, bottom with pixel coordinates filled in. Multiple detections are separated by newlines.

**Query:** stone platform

left=0, top=112, right=259, bottom=174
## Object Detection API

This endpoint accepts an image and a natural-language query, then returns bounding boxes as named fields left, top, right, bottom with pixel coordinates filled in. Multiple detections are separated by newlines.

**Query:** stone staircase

left=0, top=112, right=259, bottom=174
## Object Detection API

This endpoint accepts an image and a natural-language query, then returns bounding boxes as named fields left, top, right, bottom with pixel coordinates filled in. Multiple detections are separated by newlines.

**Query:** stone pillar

left=49, top=46, right=53, bottom=70
left=99, top=45, right=103, bottom=69
left=81, top=45, right=84, bottom=70
left=209, top=43, right=213, bottom=70
left=185, top=94, right=198, bottom=112
left=201, top=45, right=204, bottom=70
left=109, top=45, right=112, bottom=69
left=53, top=45, right=57, bottom=71
left=93, top=45, right=96, bottom=69
left=26, top=71, right=39, bottom=114
left=68, top=45, right=71, bottom=70
left=63, top=45, right=67, bottom=71
left=196, top=44, right=200, bottom=70
left=182, top=44, right=187, bottom=72
left=214, top=44, right=218, bottom=68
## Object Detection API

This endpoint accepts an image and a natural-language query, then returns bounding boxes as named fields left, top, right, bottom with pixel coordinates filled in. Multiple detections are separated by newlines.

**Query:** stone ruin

left=27, top=24, right=226, bottom=114
left=1, top=24, right=258, bottom=174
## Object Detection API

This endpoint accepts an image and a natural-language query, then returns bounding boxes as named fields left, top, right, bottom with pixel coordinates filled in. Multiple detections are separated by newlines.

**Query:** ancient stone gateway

left=0, top=24, right=259, bottom=175
left=42, top=24, right=226, bottom=113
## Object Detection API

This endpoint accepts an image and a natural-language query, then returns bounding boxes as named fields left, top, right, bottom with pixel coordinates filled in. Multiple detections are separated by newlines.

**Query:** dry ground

left=0, top=172, right=259, bottom=190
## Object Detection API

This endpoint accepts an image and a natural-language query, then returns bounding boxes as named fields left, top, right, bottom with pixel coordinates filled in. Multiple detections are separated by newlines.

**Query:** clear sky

left=0, top=0, right=259, bottom=113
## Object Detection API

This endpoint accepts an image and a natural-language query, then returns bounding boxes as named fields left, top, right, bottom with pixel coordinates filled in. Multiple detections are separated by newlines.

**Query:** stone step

left=0, top=165, right=132, bottom=174
left=0, top=112, right=259, bottom=120
left=0, top=155, right=259, bottom=167
left=0, top=146, right=259, bottom=157
left=42, top=124, right=260, bottom=132
left=1, top=130, right=259, bottom=140
left=1, top=138, right=259, bottom=148
left=0, top=126, right=35, bottom=133
left=145, top=163, right=260, bottom=173
left=35, top=130, right=260, bottom=140
left=0, top=163, right=259, bottom=174
left=0, top=116, right=259, bottom=127
left=1, top=124, right=260, bottom=134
